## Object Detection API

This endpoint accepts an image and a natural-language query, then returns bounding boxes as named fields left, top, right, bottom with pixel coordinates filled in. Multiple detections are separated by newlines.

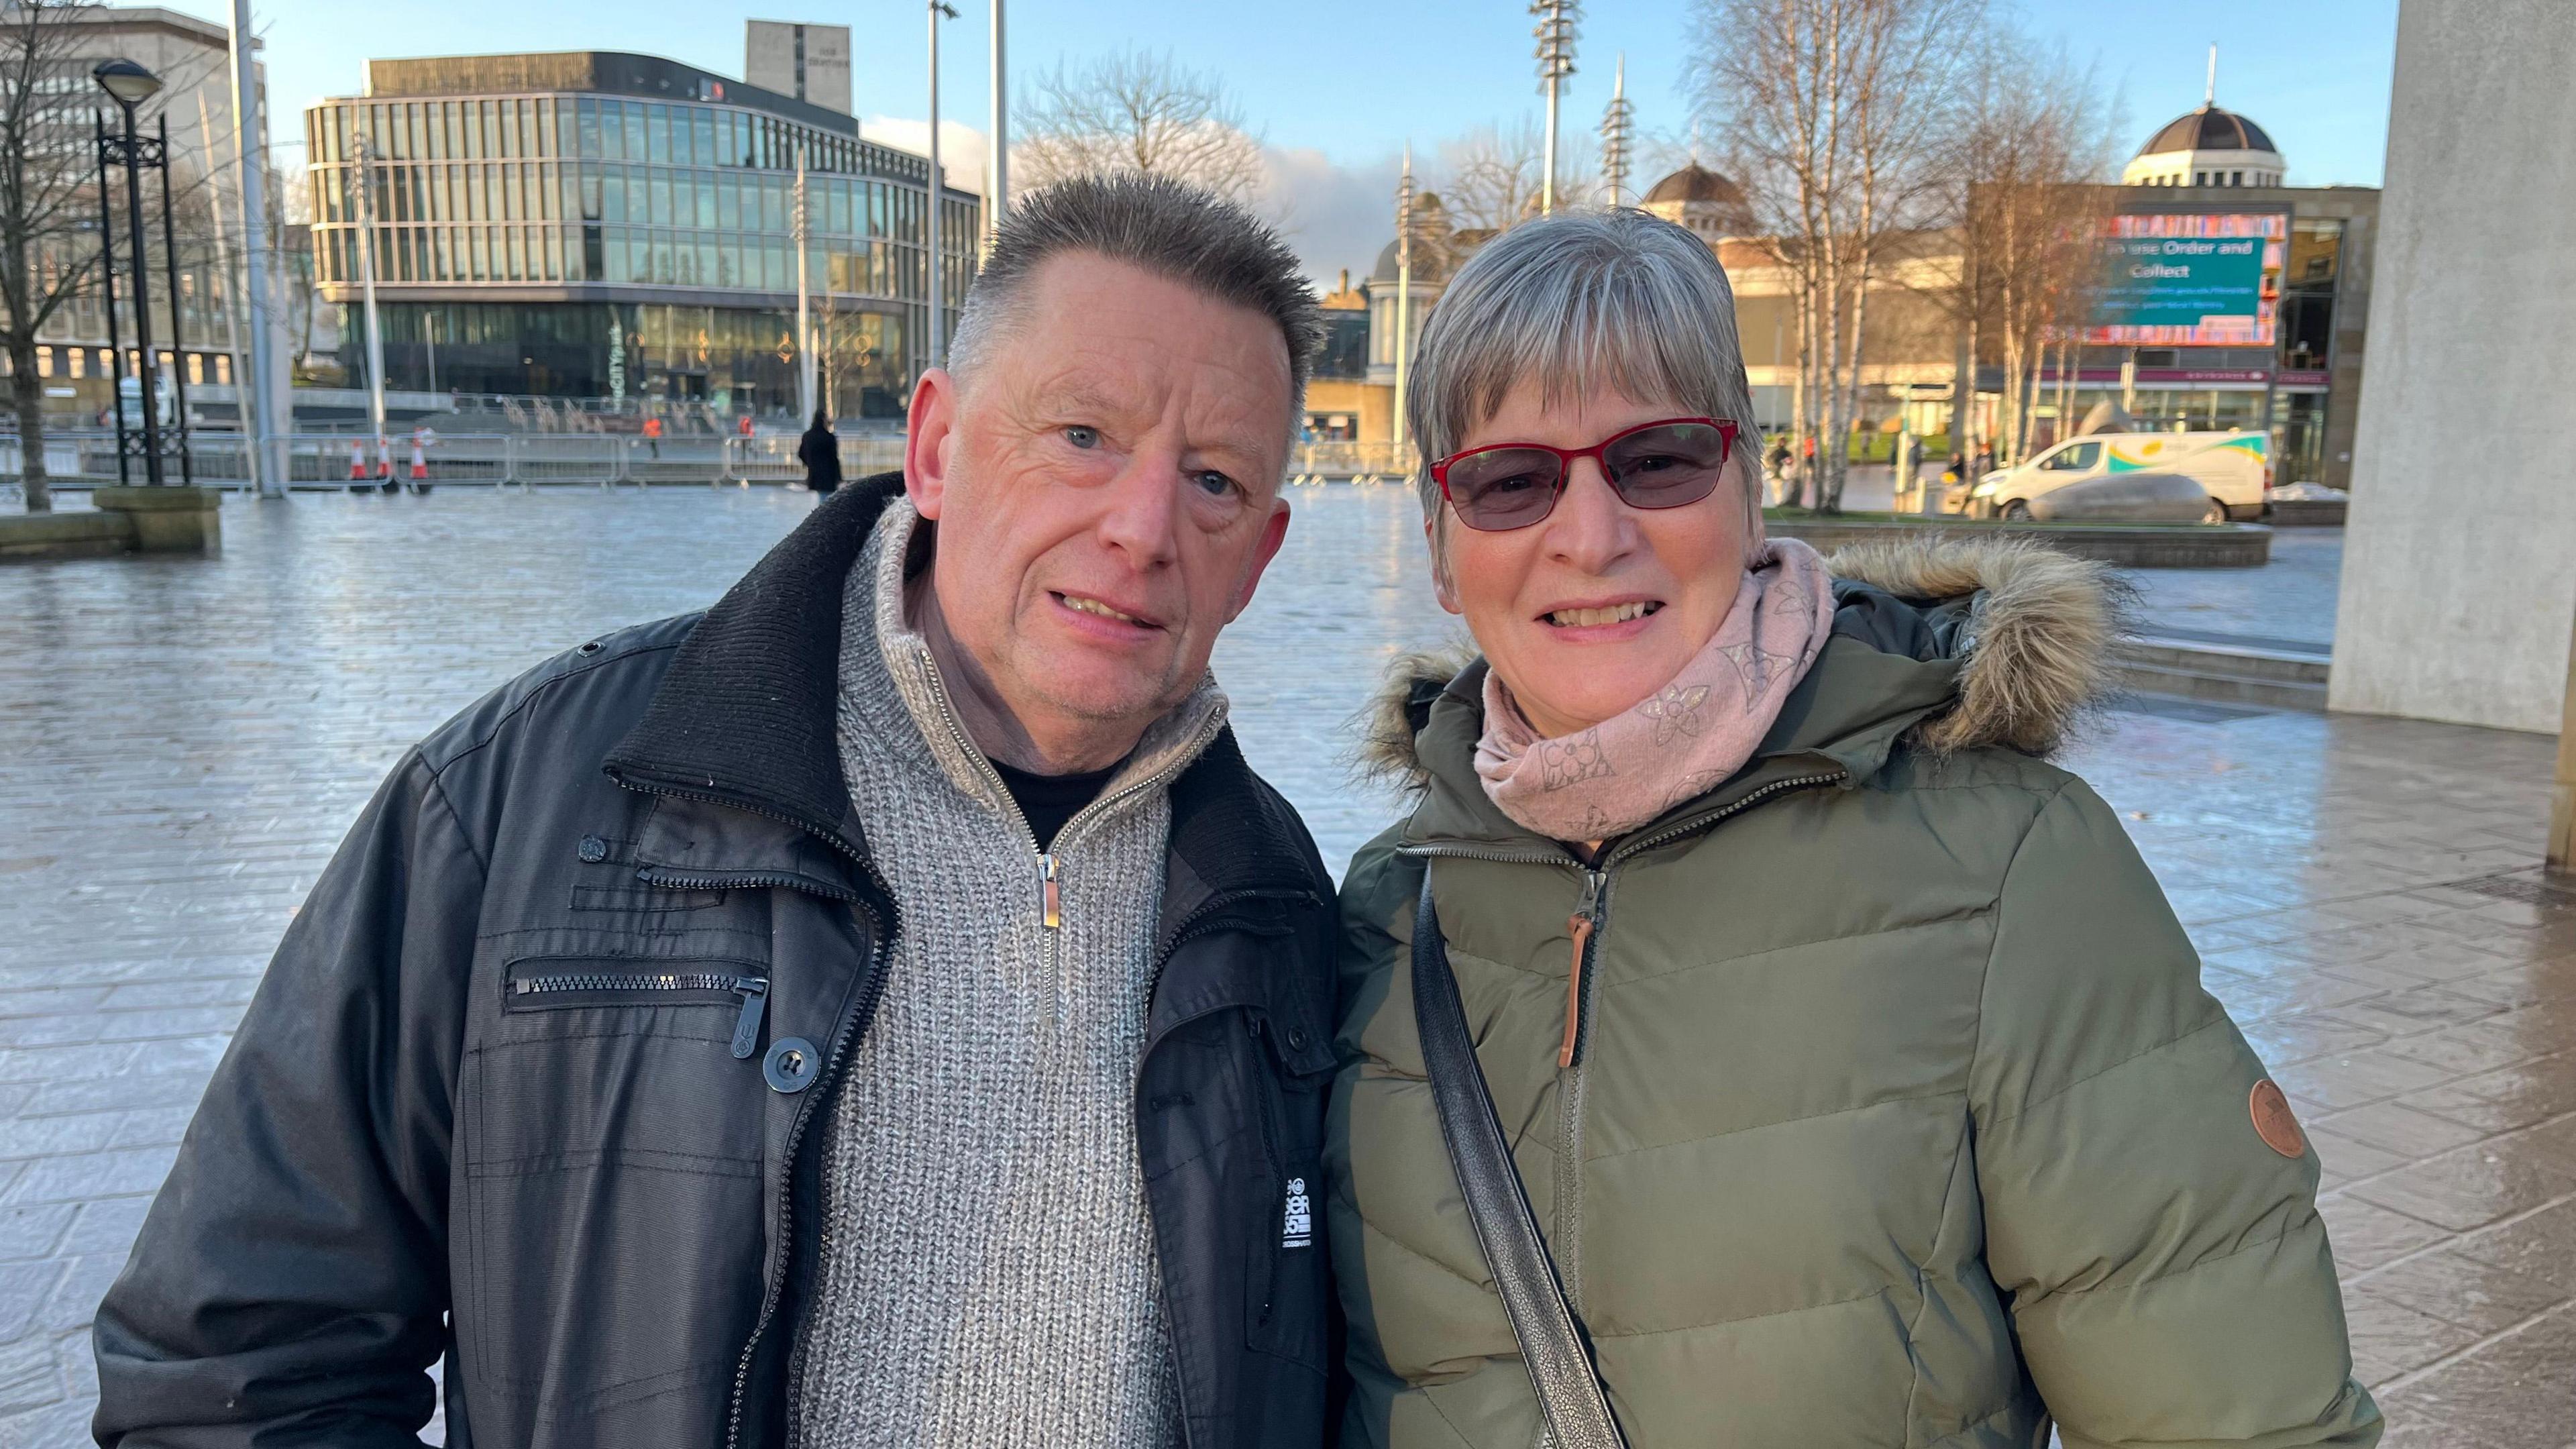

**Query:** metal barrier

left=720, top=434, right=908, bottom=486
left=5, top=429, right=1367, bottom=491
left=1288, top=441, right=1413, bottom=487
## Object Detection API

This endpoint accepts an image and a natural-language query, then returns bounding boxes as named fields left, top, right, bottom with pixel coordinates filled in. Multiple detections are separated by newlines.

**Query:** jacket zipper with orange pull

left=1561, top=867, right=1605, bottom=1069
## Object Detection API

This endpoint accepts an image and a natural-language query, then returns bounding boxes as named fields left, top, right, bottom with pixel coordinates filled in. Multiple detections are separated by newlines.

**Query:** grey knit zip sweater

left=787, top=500, right=1223, bottom=1447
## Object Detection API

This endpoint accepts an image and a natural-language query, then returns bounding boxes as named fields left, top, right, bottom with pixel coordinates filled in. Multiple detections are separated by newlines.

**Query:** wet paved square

left=1, top=486, right=2568, bottom=1446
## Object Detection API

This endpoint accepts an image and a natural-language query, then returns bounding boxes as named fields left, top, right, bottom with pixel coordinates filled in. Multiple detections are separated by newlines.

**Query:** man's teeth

left=1546, top=602, right=1658, bottom=627
left=1062, top=594, right=1144, bottom=625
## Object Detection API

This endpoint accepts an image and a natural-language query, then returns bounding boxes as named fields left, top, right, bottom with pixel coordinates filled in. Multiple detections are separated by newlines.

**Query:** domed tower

left=1640, top=163, right=1754, bottom=239
left=2124, top=104, right=2285, bottom=188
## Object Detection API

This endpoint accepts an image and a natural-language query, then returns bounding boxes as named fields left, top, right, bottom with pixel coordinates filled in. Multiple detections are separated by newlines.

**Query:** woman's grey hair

left=949, top=172, right=1325, bottom=437
left=1407, top=209, right=1763, bottom=553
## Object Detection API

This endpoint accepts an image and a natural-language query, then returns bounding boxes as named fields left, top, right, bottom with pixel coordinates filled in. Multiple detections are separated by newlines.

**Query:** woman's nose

left=1545, top=461, right=1636, bottom=570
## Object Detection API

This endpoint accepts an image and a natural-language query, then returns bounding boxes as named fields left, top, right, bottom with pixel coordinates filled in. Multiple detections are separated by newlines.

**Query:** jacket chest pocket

left=1246, top=1012, right=1334, bottom=1369
left=460, top=953, right=773, bottom=1417
left=505, top=957, right=772, bottom=1060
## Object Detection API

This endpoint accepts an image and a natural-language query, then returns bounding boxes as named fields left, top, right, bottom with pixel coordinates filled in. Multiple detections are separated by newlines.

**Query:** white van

left=1970, top=431, right=2269, bottom=523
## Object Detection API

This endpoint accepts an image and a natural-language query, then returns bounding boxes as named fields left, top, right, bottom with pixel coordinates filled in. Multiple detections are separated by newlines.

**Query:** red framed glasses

left=1429, top=417, right=1740, bottom=531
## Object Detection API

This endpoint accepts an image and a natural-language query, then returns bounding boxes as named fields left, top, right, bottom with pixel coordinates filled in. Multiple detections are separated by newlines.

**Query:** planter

left=1768, top=515, right=2271, bottom=568
left=1, top=486, right=221, bottom=562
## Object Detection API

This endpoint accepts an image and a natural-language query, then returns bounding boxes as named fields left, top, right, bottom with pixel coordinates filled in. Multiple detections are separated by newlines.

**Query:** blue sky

left=158, top=0, right=2398, bottom=277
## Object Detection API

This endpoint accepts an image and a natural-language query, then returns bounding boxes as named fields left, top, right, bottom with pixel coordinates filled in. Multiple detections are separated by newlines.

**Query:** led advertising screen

left=2081, top=213, right=2285, bottom=347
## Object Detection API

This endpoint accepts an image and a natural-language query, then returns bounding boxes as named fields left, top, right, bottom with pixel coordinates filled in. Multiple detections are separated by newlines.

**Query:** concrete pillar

left=2329, top=0, right=2576, bottom=735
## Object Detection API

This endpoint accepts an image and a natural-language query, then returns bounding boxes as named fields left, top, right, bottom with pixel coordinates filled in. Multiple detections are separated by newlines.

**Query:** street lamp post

left=1531, top=0, right=1580, bottom=216
left=93, top=59, right=180, bottom=486
left=926, top=0, right=958, bottom=372
left=989, top=0, right=1008, bottom=236
left=1599, top=52, right=1631, bottom=209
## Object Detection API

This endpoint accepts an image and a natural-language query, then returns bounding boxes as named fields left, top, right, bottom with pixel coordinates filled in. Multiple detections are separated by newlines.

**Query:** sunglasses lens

left=1445, top=449, right=1562, bottom=530
left=1603, top=423, right=1730, bottom=508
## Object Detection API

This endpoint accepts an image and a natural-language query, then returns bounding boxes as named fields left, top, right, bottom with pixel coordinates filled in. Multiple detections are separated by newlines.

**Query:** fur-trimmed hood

left=1361, top=534, right=2124, bottom=790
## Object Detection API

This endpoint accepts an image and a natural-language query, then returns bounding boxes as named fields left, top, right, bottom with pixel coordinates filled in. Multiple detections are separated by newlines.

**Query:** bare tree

left=1691, top=0, right=1980, bottom=511
left=0, top=0, right=103, bottom=512
left=1945, top=32, right=2120, bottom=465
left=1438, top=117, right=1596, bottom=235
left=1014, top=49, right=1265, bottom=202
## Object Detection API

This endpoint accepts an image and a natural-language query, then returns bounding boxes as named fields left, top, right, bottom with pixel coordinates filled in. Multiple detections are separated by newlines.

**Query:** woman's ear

left=1426, top=512, right=1464, bottom=615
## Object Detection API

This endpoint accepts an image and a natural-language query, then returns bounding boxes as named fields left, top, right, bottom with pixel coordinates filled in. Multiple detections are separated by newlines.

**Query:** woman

left=1326, top=211, right=2378, bottom=1447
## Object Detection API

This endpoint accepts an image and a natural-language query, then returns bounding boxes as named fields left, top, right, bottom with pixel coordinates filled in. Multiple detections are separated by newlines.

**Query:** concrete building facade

left=2332, top=0, right=2576, bottom=737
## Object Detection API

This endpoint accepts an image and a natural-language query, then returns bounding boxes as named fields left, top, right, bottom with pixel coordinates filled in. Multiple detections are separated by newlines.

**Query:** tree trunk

left=1832, top=266, right=1870, bottom=513
left=9, top=333, right=48, bottom=512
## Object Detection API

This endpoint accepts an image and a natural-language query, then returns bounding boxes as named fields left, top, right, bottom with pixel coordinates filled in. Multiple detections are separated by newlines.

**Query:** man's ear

left=904, top=368, right=958, bottom=519
left=1224, top=497, right=1295, bottom=623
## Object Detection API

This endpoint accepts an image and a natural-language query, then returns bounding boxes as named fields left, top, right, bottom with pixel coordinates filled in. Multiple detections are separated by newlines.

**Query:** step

left=2118, top=635, right=2332, bottom=688
left=2114, top=659, right=2330, bottom=713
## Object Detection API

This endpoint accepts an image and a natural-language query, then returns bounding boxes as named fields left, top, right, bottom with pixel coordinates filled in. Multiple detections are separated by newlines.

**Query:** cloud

left=1258, top=144, right=1401, bottom=289
left=863, top=116, right=991, bottom=196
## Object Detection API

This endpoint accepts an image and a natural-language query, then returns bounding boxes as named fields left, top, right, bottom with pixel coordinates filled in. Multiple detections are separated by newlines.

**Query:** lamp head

left=92, top=58, right=162, bottom=109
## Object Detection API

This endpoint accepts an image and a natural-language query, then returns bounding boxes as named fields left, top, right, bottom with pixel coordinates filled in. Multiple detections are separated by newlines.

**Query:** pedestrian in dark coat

left=798, top=409, right=843, bottom=494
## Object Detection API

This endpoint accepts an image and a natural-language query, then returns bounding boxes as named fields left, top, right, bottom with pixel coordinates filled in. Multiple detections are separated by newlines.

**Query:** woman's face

left=1433, top=381, right=1750, bottom=740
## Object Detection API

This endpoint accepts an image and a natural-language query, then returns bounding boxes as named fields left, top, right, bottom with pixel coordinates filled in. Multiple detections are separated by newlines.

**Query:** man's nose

left=1544, top=460, right=1638, bottom=574
left=1095, top=454, right=1183, bottom=569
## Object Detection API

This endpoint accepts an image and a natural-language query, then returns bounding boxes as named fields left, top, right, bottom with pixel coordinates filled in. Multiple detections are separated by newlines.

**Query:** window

left=2043, top=441, right=2100, bottom=471
left=650, top=172, right=672, bottom=226
left=2194, top=171, right=2206, bottom=186
left=187, top=354, right=204, bottom=385
left=717, top=174, right=739, bottom=229
left=2231, top=170, right=2243, bottom=186
left=623, top=105, right=647, bottom=166
left=696, top=174, right=716, bottom=228
left=669, top=105, right=693, bottom=166
left=215, top=354, right=231, bottom=386
left=647, top=104, right=670, bottom=163
left=62, top=347, right=78, bottom=378
left=598, top=100, right=623, bottom=160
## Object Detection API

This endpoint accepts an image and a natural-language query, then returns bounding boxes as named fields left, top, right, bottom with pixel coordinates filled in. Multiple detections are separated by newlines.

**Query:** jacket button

left=764, top=1036, right=820, bottom=1093
left=1286, top=1026, right=1311, bottom=1053
left=576, top=835, right=608, bottom=863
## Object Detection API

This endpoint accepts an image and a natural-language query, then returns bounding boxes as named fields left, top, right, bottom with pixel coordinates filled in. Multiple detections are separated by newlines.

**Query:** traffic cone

left=348, top=439, right=366, bottom=481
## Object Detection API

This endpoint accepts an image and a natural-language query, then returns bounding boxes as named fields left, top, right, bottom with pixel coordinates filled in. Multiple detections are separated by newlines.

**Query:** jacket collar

left=603, top=471, right=1327, bottom=922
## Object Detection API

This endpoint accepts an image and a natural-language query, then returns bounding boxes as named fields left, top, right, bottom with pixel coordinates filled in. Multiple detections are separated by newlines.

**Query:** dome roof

left=1643, top=163, right=1746, bottom=205
left=2138, top=105, right=2277, bottom=157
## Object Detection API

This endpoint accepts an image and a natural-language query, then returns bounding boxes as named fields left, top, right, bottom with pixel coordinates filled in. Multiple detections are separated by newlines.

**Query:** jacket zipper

left=512, top=969, right=771, bottom=1059
left=600, top=768, right=902, bottom=1449
left=1401, top=767, right=1847, bottom=1316
left=1130, top=885, right=1321, bottom=1449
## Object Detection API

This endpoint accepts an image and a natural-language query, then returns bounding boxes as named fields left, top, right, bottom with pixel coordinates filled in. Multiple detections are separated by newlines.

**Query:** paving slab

left=0, top=486, right=2565, bottom=1444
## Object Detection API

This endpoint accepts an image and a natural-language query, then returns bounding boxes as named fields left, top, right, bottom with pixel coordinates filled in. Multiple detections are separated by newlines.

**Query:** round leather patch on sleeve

left=2250, top=1079, right=2306, bottom=1158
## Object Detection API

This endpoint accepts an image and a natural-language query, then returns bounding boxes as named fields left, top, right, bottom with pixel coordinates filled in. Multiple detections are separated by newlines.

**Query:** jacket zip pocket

left=504, top=961, right=771, bottom=1060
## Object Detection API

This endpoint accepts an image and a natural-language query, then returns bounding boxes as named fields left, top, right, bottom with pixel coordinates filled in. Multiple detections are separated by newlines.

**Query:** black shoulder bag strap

left=1412, top=871, right=1629, bottom=1449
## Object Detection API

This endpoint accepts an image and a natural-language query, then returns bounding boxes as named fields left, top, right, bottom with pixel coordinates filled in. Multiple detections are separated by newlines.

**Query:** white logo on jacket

left=1281, top=1177, right=1312, bottom=1249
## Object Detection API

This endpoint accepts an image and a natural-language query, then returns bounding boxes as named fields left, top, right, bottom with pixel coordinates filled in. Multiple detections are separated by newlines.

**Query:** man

left=93, top=175, right=1342, bottom=1448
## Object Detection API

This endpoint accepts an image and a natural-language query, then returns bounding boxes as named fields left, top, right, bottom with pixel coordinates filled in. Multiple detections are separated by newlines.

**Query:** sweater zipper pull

left=1561, top=869, right=1604, bottom=1069
left=1038, top=852, right=1061, bottom=930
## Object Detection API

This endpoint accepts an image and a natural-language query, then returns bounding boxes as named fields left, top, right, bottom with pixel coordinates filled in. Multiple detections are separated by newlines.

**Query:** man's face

left=904, top=252, right=1295, bottom=763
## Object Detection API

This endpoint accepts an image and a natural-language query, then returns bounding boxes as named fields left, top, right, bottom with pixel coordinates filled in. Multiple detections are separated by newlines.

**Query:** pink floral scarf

left=1474, top=539, right=1839, bottom=841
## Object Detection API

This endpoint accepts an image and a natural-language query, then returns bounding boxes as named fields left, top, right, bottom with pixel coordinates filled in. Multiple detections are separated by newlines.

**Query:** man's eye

left=1192, top=470, right=1240, bottom=498
left=1065, top=425, right=1099, bottom=449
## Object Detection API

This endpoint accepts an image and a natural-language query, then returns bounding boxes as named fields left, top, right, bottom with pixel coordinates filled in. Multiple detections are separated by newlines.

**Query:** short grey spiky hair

left=1407, top=209, right=1763, bottom=540
left=948, top=172, right=1326, bottom=435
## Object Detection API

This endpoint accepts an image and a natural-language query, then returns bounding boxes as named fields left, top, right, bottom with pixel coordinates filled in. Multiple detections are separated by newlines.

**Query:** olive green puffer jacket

left=1327, top=538, right=2380, bottom=1449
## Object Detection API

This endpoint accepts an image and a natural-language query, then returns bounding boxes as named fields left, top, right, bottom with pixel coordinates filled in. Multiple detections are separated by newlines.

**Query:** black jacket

left=92, top=476, right=1343, bottom=1449
left=796, top=425, right=842, bottom=493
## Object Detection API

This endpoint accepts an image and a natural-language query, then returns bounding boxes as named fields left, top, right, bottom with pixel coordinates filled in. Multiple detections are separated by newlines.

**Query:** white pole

left=1393, top=146, right=1411, bottom=460
left=1542, top=76, right=1559, bottom=216
left=354, top=136, right=387, bottom=478
left=794, top=142, right=813, bottom=421
left=989, top=0, right=1007, bottom=230
left=926, top=1, right=955, bottom=371
left=193, top=95, right=254, bottom=492
left=227, top=0, right=284, bottom=495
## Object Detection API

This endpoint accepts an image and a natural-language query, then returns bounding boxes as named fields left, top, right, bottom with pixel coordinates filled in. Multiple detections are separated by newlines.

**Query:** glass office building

left=305, top=52, right=979, bottom=419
